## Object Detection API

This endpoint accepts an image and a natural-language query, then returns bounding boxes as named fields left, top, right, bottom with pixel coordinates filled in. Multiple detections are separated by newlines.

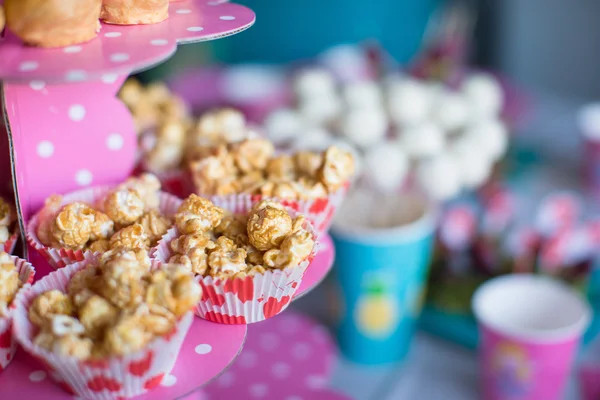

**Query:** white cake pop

left=450, top=140, right=493, bottom=189
left=342, top=80, right=383, bottom=110
left=399, top=122, right=446, bottom=158
left=463, top=118, right=508, bottom=161
left=416, top=153, right=462, bottom=200
left=264, top=108, right=305, bottom=145
left=461, top=72, right=504, bottom=120
left=433, top=89, right=470, bottom=131
left=340, top=108, right=388, bottom=149
left=291, top=127, right=334, bottom=151
left=387, top=78, right=434, bottom=127
left=293, top=68, right=337, bottom=100
left=363, top=141, right=409, bottom=192
left=298, top=94, right=342, bottom=126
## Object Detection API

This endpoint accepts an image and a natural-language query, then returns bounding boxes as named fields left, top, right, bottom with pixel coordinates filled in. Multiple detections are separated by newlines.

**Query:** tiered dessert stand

left=0, top=1, right=334, bottom=397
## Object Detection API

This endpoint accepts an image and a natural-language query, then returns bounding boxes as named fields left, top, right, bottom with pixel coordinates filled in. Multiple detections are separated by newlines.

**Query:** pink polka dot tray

left=0, top=0, right=255, bottom=83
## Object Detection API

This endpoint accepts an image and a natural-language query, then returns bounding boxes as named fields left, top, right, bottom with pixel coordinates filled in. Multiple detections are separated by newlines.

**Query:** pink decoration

left=0, top=0, right=255, bottom=82
left=203, top=311, right=348, bottom=399
left=0, top=319, right=246, bottom=399
left=295, top=234, right=334, bottom=299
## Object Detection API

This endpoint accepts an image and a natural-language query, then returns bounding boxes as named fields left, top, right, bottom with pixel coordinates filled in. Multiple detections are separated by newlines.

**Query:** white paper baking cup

left=12, top=259, right=194, bottom=399
left=154, top=197, right=318, bottom=324
left=27, top=187, right=181, bottom=269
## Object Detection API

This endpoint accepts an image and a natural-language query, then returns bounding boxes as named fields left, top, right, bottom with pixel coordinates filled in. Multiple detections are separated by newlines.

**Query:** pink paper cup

left=27, top=187, right=181, bottom=269
left=473, top=275, right=591, bottom=400
left=3, top=231, right=19, bottom=254
left=154, top=198, right=318, bottom=324
left=0, top=255, right=35, bottom=372
left=12, top=259, right=194, bottom=399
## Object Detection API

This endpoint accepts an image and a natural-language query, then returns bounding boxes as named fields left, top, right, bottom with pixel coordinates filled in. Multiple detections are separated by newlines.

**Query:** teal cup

left=330, top=194, right=437, bottom=365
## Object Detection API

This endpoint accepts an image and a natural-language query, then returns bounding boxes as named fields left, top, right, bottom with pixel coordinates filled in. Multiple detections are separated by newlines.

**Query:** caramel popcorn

left=51, top=203, right=95, bottom=250
left=192, top=108, right=248, bottom=146
left=264, top=229, right=315, bottom=269
left=119, top=174, right=161, bottom=211
left=88, top=239, right=110, bottom=253
left=0, top=253, right=20, bottom=315
left=119, top=79, right=143, bottom=109
left=189, top=153, right=239, bottom=196
left=99, top=258, right=148, bottom=310
left=144, top=121, right=186, bottom=172
left=68, top=265, right=102, bottom=306
left=109, top=223, right=149, bottom=251
left=136, top=210, right=171, bottom=246
left=259, top=181, right=298, bottom=199
left=103, top=313, right=152, bottom=356
left=101, top=247, right=151, bottom=271
left=247, top=202, right=293, bottom=251
left=318, top=146, right=355, bottom=190
left=29, top=290, right=73, bottom=327
left=295, top=151, right=323, bottom=177
left=89, top=210, right=114, bottom=241
left=215, top=214, right=248, bottom=242
left=175, top=194, right=224, bottom=234
left=138, top=304, right=177, bottom=336
left=292, top=177, right=328, bottom=200
left=169, top=233, right=216, bottom=275
left=207, top=237, right=247, bottom=277
left=103, top=188, right=145, bottom=226
left=231, top=138, right=275, bottom=173
left=34, top=315, right=93, bottom=360
left=145, top=264, right=201, bottom=317
left=78, top=295, right=118, bottom=339
left=266, top=155, right=296, bottom=181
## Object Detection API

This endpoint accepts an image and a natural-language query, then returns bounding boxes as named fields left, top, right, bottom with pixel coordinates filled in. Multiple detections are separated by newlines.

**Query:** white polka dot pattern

left=36, top=141, right=54, bottom=158
left=195, top=343, right=212, bottom=354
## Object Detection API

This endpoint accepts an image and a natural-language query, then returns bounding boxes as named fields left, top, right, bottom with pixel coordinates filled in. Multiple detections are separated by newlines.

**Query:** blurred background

left=129, top=0, right=600, bottom=398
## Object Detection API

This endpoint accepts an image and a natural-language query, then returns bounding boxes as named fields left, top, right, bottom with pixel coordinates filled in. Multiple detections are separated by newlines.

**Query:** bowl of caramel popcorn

left=0, top=252, right=35, bottom=371
left=12, top=250, right=200, bottom=399
left=0, top=197, right=18, bottom=254
left=27, top=174, right=180, bottom=269
left=188, top=137, right=355, bottom=234
left=154, top=194, right=317, bottom=324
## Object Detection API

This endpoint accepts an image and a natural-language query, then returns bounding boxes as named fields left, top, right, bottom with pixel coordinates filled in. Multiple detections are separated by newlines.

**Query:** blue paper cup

left=330, top=195, right=437, bottom=365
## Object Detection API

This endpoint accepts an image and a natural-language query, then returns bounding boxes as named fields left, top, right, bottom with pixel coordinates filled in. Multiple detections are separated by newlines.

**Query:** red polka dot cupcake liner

left=12, top=258, right=194, bottom=399
left=26, top=187, right=182, bottom=269
left=0, top=255, right=35, bottom=372
left=206, top=182, right=349, bottom=236
left=154, top=198, right=319, bottom=324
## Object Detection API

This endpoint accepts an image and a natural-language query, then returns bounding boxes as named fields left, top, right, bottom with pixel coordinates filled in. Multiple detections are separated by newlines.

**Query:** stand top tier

left=0, top=0, right=255, bottom=83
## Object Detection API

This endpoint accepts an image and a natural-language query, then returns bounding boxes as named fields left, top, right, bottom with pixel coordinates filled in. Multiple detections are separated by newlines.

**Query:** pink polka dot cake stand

left=294, top=234, right=335, bottom=300
left=0, top=0, right=255, bottom=82
left=0, top=319, right=246, bottom=399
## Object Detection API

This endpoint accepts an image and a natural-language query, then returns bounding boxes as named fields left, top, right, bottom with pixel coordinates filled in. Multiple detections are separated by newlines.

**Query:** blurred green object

left=211, top=0, right=442, bottom=63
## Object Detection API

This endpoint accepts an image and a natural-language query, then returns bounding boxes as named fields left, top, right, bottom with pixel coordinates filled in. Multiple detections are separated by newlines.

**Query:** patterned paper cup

left=3, top=230, right=19, bottom=254
left=207, top=184, right=348, bottom=236
left=27, top=187, right=182, bottom=269
left=154, top=199, right=318, bottom=324
left=473, top=275, right=591, bottom=400
left=12, top=259, right=194, bottom=399
left=0, top=255, right=35, bottom=372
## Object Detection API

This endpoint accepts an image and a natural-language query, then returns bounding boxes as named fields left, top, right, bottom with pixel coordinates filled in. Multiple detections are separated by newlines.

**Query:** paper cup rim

left=330, top=202, right=438, bottom=246
left=472, top=274, right=591, bottom=343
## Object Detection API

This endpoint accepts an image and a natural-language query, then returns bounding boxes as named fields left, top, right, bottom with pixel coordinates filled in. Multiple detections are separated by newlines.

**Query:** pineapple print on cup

left=354, top=279, right=400, bottom=339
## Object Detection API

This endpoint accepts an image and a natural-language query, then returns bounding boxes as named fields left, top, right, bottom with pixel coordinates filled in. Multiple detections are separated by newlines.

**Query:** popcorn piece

left=78, top=295, right=118, bottom=339
left=99, top=254, right=149, bottom=309
left=175, top=194, right=224, bottom=234
left=143, top=120, right=186, bottom=172
left=119, top=173, right=162, bottom=211
left=318, top=146, right=355, bottom=191
left=36, top=195, right=63, bottom=247
left=119, top=79, right=143, bottom=109
left=169, top=233, right=216, bottom=275
left=29, top=290, right=73, bottom=327
left=67, top=266, right=102, bottom=306
left=216, top=214, right=248, bottom=242
left=0, top=253, right=19, bottom=314
left=259, top=181, right=298, bottom=200
left=136, top=303, right=176, bottom=336
left=110, top=223, right=150, bottom=250
left=89, top=210, right=114, bottom=241
left=189, top=154, right=238, bottom=196
left=266, top=155, right=296, bottom=181
left=264, top=229, right=314, bottom=269
left=88, top=239, right=110, bottom=253
left=101, top=247, right=151, bottom=271
left=193, top=108, right=248, bottom=145
left=247, top=202, right=292, bottom=251
left=145, top=264, right=201, bottom=317
left=293, top=177, right=328, bottom=200
left=294, top=151, right=323, bottom=178
left=103, top=188, right=145, bottom=226
left=51, top=314, right=85, bottom=336
left=231, top=138, right=275, bottom=173
left=245, top=246, right=265, bottom=266
left=51, top=203, right=95, bottom=250
left=103, top=313, right=152, bottom=356
left=235, top=171, right=265, bottom=194
left=136, top=210, right=171, bottom=246
left=207, top=237, right=248, bottom=277
left=100, top=0, right=169, bottom=25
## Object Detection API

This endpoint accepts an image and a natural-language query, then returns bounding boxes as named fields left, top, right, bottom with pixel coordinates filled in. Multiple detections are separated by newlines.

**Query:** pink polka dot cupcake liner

left=206, top=183, right=349, bottom=236
left=26, top=187, right=182, bottom=269
left=0, top=255, right=35, bottom=372
left=12, top=258, right=194, bottom=399
left=154, top=198, right=319, bottom=324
